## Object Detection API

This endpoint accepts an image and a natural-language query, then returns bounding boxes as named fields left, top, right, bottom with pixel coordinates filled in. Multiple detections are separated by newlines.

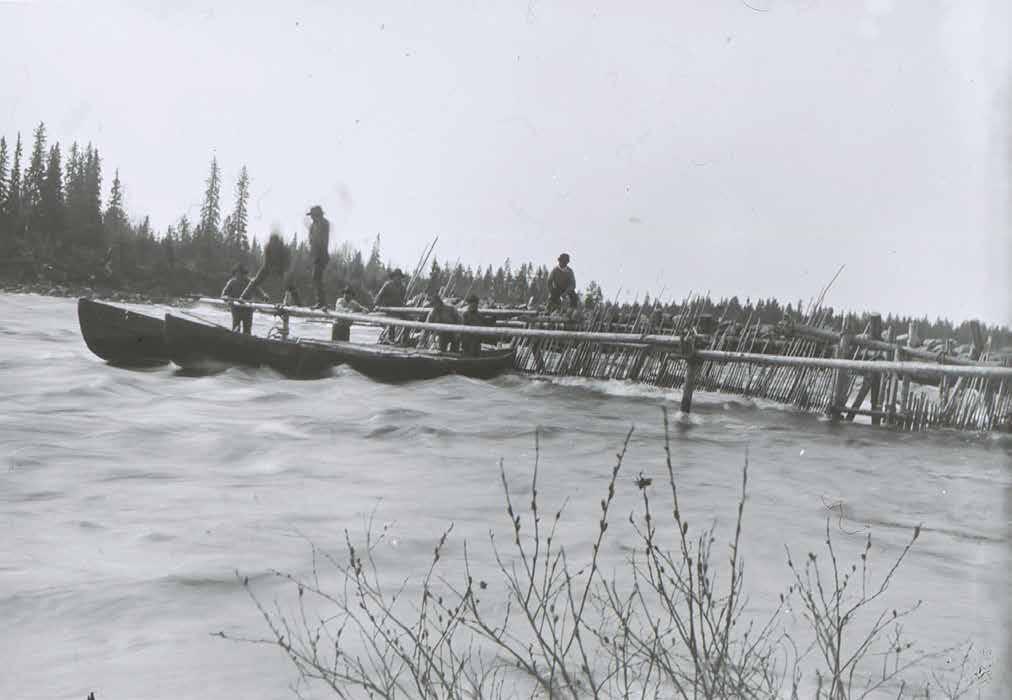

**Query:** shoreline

left=0, top=280, right=195, bottom=308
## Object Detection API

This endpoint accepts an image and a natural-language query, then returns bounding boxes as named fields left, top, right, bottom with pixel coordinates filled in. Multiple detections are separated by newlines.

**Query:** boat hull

left=163, top=314, right=336, bottom=379
left=77, top=298, right=170, bottom=367
left=306, top=340, right=515, bottom=381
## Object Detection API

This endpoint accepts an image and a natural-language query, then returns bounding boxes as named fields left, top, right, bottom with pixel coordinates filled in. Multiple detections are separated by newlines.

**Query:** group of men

left=222, top=202, right=582, bottom=355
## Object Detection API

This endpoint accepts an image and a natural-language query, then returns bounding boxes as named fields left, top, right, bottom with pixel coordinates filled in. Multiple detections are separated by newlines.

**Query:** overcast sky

left=2, top=0, right=1008, bottom=323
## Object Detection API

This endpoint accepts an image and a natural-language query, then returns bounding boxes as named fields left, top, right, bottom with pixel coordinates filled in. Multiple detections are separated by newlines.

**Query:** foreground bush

left=222, top=408, right=990, bottom=699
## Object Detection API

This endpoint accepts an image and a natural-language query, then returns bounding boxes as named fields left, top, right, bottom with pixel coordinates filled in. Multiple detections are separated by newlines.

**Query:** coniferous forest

left=0, top=122, right=1006, bottom=348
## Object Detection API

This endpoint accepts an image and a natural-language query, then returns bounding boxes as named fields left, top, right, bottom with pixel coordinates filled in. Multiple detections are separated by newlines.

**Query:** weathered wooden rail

left=198, top=297, right=1012, bottom=433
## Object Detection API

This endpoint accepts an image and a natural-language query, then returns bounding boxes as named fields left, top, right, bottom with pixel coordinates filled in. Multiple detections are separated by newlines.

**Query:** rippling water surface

left=1, top=293, right=1009, bottom=699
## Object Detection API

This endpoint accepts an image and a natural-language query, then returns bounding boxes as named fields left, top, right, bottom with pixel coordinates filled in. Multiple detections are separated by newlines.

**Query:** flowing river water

left=1, top=293, right=1009, bottom=699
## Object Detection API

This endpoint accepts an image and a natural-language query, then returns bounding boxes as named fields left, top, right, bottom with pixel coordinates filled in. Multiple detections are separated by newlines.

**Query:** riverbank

left=0, top=280, right=194, bottom=307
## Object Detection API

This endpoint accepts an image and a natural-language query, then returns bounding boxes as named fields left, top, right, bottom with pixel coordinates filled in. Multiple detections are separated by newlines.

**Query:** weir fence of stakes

left=202, top=294, right=1012, bottom=433
left=504, top=298, right=1011, bottom=433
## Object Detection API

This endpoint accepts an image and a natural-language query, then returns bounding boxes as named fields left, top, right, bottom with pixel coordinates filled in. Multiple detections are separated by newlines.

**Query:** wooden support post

left=908, top=320, right=920, bottom=349
left=680, top=336, right=699, bottom=414
left=681, top=358, right=700, bottom=414
left=829, top=334, right=851, bottom=420
left=969, top=320, right=985, bottom=361
left=845, top=376, right=870, bottom=422
left=887, top=348, right=902, bottom=425
left=868, top=314, right=883, bottom=426
left=532, top=342, right=546, bottom=373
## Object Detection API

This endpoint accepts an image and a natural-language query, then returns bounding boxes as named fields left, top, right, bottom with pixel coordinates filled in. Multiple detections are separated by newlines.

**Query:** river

left=1, top=292, right=1008, bottom=699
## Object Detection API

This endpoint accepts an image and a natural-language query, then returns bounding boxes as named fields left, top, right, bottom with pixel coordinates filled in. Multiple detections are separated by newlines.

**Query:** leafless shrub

left=219, top=408, right=990, bottom=699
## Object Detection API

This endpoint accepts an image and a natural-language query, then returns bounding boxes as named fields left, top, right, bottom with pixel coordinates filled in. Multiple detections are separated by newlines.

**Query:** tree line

left=0, top=122, right=1006, bottom=348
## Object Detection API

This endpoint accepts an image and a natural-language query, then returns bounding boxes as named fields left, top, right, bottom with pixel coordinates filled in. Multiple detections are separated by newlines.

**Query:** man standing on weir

left=307, top=205, right=330, bottom=309
left=547, top=252, right=578, bottom=312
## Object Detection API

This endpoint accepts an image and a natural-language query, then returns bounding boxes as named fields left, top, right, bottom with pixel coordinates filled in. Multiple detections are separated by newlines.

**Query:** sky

left=1, top=0, right=1009, bottom=323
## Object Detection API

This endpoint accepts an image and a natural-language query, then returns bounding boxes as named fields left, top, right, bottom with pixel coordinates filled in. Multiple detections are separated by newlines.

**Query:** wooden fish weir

left=198, top=296, right=1012, bottom=433
left=506, top=302, right=1012, bottom=434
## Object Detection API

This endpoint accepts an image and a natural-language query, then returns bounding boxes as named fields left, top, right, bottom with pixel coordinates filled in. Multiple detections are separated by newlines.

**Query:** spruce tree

left=199, top=156, right=221, bottom=240
left=365, top=234, right=383, bottom=286
left=63, top=143, right=83, bottom=238
left=105, top=169, right=127, bottom=233
left=6, top=134, right=23, bottom=237
left=0, top=137, right=8, bottom=215
left=177, top=215, right=192, bottom=244
left=83, top=144, right=104, bottom=245
left=427, top=259, right=442, bottom=295
left=229, top=165, right=249, bottom=249
left=40, top=143, right=65, bottom=247
left=221, top=214, right=235, bottom=247
left=23, top=122, right=47, bottom=231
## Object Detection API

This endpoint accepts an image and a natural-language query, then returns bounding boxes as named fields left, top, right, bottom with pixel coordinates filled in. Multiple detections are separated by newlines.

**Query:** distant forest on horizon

left=0, top=122, right=1007, bottom=348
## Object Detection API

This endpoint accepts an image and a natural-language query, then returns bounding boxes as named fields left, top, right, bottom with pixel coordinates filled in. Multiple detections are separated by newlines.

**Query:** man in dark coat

left=222, top=263, right=268, bottom=334
left=424, top=292, right=461, bottom=352
left=307, top=205, right=331, bottom=309
left=373, top=269, right=407, bottom=308
left=547, top=253, right=578, bottom=312
left=460, top=293, right=488, bottom=357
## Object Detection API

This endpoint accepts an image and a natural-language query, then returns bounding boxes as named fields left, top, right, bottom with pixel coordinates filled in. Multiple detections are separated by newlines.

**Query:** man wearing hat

left=221, top=263, right=268, bottom=334
left=373, top=268, right=407, bottom=309
left=307, top=205, right=331, bottom=309
left=460, top=293, right=488, bottom=357
left=547, top=252, right=578, bottom=312
left=331, top=285, right=368, bottom=341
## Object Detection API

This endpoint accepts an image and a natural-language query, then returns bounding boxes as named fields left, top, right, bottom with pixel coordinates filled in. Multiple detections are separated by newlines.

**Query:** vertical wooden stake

left=680, top=334, right=699, bottom=414
left=969, top=320, right=984, bottom=360
left=887, top=348, right=901, bottom=426
left=532, top=341, right=546, bottom=373
left=829, top=334, right=851, bottom=420
left=908, top=320, right=920, bottom=348
left=681, top=357, right=700, bottom=414
left=869, top=314, right=883, bottom=426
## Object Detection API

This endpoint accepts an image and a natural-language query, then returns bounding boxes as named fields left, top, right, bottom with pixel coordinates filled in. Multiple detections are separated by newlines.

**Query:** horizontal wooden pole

left=201, top=298, right=685, bottom=345
left=375, top=305, right=539, bottom=317
left=199, top=298, right=1012, bottom=379
left=785, top=322, right=1003, bottom=367
left=696, top=349, right=1012, bottom=379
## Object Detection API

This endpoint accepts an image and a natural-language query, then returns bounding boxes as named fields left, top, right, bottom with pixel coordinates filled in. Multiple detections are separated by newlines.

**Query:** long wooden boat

left=77, top=298, right=170, bottom=367
left=305, top=340, right=515, bottom=381
left=163, top=314, right=336, bottom=379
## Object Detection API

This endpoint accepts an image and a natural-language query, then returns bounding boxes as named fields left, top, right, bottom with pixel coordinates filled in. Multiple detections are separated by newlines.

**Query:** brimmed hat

left=306, top=205, right=324, bottom=217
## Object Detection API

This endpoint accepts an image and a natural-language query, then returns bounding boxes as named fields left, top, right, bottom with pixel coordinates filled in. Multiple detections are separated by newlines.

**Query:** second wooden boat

left=164, top=309, right=514, bottom=382
left=304, top=340, right=515, bottom=381
left=163, top=314, right=337, bottom=379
